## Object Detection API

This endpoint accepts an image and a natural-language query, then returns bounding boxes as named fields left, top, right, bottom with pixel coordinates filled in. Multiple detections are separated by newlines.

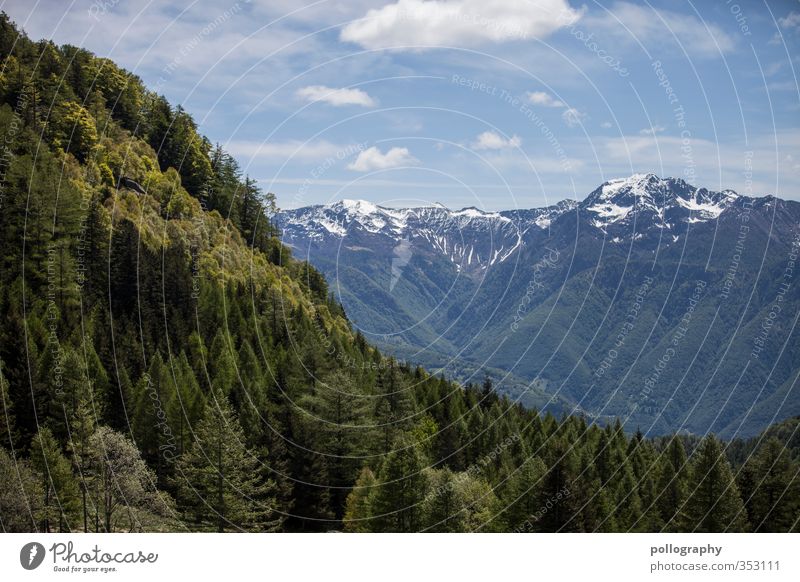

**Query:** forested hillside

left=0, top=14, right=797, bottom=533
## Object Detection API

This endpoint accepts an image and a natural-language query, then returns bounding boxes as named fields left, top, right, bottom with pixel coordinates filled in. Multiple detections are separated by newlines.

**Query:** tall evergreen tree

left=741, top=438, right=800, bottom=532
left=176, top=394, right=279, bottom=532
left=368, top=436, right=428, bottom=532
left=684, top=436, right=748, bottom=532
left=30, top=426, right=81, bottom=532
left=657, top=436, right=691, bottom=530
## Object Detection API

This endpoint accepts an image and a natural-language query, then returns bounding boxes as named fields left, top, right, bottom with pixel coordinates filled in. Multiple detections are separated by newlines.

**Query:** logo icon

left=20, top=542, right=46, bottom=570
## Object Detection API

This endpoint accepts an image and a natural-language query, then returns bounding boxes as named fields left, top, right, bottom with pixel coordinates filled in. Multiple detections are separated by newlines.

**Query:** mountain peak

left=338, top=199, right=381, bottom=214
left=583, top=174, right=739, bottom=230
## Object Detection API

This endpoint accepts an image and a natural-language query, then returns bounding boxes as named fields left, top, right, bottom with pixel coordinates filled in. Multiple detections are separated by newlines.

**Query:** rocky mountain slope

left=277, top=175, right=800, bottom=437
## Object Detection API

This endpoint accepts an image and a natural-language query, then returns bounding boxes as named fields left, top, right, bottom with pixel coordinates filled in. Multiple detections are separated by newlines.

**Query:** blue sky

left=4, top=0, right=799, bottom=210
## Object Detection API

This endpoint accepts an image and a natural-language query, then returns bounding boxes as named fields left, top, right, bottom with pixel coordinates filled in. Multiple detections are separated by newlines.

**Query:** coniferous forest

left=0, top=13, right=799, bottom=533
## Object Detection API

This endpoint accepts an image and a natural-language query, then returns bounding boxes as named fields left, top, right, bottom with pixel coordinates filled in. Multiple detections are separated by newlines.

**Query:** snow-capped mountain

left=580, top=173, right=740, bottom=234
left=277, top=174, right=747, bottom=267
left=277, top=197, right=577, bottom=271
left=275, top=176, right=800, bottom=437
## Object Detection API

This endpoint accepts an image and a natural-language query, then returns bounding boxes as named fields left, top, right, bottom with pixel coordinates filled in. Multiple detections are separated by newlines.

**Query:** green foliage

left=367, top=436, right=428, bottom=532
left=30, top=426, right=81, bottom=532
left=0, top=447, right=44, bottom=531
left=684, top=436, right=748, bottom=532
left=176, top=395, right=279, bottom=532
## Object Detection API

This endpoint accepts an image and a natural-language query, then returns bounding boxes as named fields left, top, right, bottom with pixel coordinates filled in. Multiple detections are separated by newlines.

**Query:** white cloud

left=586, top=1, right=735, bottom=58
left=778, top=12, right=800, bottom=32
left=470, top=131, right=522, bottom=150
left=639, top=125, right=666, bottom=136
left=296, top=85, right=377, bottom=107
left=347, top=146, right=419, bottom=171
left=340, top=0, right=582, bottom=50
left=527, top=91, right=565, bottom=108
left=562, top=108, right=587, bottom=127
left=226, top=139, right=349, bottom=160
left=601, top=121, right=613, bottom=129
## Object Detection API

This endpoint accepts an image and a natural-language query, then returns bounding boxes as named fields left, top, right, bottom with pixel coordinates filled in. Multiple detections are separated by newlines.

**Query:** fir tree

left=176, top=394, right=279, bottom=532
left=368, top=436, right=428, bottom=532
left=684, top=436, right=748, bottom=532
left=657, top=436, right=691, bottom=531
left=30, top=426, right=81, bottom=532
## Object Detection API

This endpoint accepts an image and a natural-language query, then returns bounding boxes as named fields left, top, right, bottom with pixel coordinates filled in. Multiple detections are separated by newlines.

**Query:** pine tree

left=422, top=467, right=465, bottom=532
left=499, top=455, right=547, bottom=531
left=176, top=394, right=279, bottom=532
left=300, top=370, right=371, bottom=516
left=0, top=359, right=18, bottom=449
left=742, top=438, right=800, bottom=532
left=343, top=466, right=377, bottom=532
left=613, top=465, right=643, bottom=531
left=30, top=426, right=80, bottom=531
left=684, top=436, right=748, bottom=532
left=368, top=436, right=428, bottom=532
left=538, top=436, right=580, bottom=532
left=657, top=436, right=691, bottom=531
left=627, top=437, right=663, bottom=531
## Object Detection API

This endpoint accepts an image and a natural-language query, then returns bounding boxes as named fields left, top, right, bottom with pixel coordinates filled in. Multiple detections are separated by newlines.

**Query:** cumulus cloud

left=561, top=108, right=586, bottom=127
left=296, top=85, right=377, bottom=107
left=639, top=124, right=666, bottom=136
left=340, top=0, right=582, bottom=50
left=778, top=12, right=800, bottom=32
left=600, top=121, right=613, bottom=129
left=347, top=146, right=419, bottom=171
left=471, top=131, right=522, bottom=150
left=527, top=91, right=565, bottom=108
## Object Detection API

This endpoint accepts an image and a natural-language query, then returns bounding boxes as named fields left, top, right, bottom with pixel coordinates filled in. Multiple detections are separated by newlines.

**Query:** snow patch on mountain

left=582, top=174, right=739, bottom=231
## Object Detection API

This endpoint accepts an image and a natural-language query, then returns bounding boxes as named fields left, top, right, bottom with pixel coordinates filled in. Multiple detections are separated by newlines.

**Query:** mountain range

left=277, top=174, right=800, bottom=437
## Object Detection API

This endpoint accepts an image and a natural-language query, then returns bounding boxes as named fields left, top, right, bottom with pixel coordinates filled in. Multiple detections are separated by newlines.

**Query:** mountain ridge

left=276, top=175, right=800, bottom=437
